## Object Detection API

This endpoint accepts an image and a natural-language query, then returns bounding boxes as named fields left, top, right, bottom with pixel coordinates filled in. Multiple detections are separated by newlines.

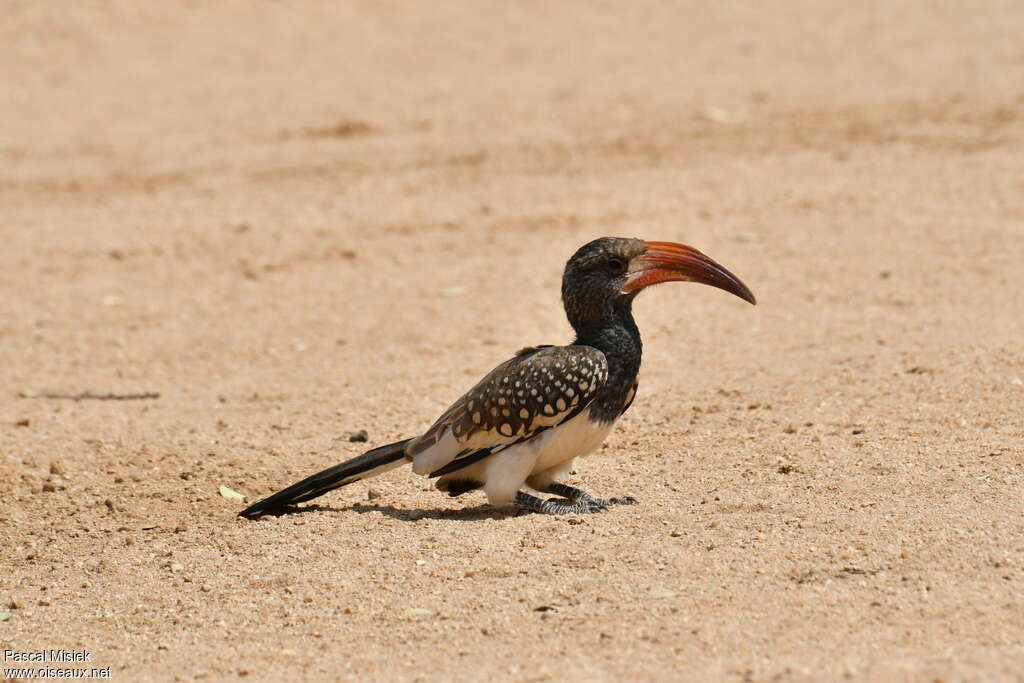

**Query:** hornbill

left=239, top=237, right=755, bottom=518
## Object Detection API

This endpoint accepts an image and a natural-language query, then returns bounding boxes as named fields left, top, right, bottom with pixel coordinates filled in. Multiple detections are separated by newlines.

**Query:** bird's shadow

left=253, top=501, right=527, bottom=522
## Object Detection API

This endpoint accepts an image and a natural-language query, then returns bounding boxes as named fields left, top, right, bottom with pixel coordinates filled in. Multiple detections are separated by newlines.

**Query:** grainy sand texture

left=2, top=2, right=1023, bottom=681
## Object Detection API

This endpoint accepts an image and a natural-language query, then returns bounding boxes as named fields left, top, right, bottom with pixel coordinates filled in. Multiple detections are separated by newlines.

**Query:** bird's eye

left=606, top=258, right=626, bottom=274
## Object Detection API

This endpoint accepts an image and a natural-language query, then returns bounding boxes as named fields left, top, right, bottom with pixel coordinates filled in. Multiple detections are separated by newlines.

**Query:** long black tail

left=238, top=438, right=412, bottom=518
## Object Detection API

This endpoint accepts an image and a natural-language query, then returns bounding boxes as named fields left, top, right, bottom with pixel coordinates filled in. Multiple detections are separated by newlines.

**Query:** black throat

left=572, top=298, right=643, bottom=423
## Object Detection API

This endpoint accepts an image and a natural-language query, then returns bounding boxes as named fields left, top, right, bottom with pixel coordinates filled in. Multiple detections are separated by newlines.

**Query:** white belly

left=433, top=408, right=617, bottom=506
left=524, top=409, right=616, bottom=473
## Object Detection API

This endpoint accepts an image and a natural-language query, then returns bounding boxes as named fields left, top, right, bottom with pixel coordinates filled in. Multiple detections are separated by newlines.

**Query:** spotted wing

left=406, top=345, right=608, bottom=476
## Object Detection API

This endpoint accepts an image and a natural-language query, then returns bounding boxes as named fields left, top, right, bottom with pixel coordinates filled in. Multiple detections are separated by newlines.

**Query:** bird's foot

left=544, top=483, right=639, bottom=509
left=515, top=491, right=606, bottom=515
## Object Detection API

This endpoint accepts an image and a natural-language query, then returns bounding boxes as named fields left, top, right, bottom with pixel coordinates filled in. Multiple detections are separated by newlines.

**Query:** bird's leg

left=543, top=482, right=638, bottom=508
left=515, top=491, right=607, bottom=515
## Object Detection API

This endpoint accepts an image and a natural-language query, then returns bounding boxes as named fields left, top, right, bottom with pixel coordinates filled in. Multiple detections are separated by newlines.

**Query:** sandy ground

left=2, top=2, right=1023, bottom=681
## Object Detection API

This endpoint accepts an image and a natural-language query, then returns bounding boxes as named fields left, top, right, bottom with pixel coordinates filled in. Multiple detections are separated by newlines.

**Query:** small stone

left=647, top=586, right=677, bottom=599
left=0, top=611, right=12, bottom=621
left=49, top=462, right=63, bottom=475
left=15, top=419, right=30, bottom=427
left=700, top=106, right=742, bottom=124
left=170, top=562, right=184, bottom=573
left=347, top=429, right=369, bottom=443
left=399, top=608, right=432, bottom=620
left=366, top=488, right=382, bottom=500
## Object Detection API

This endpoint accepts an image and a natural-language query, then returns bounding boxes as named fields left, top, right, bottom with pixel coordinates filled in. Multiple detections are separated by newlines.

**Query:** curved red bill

left=622, top=241, right=756, bottom=305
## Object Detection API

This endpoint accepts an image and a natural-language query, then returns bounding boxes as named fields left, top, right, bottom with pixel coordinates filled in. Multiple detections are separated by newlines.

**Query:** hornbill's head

left=562, top=237, right=756, bottom=329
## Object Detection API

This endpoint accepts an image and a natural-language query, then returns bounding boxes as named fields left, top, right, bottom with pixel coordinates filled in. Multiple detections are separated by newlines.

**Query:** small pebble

left=399, top=608, right=432, bottom=619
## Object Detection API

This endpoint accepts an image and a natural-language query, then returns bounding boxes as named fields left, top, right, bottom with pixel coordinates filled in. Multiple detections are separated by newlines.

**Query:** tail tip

left=238, top=501, right=290, bottom=519
left=238, top=505, right=262, bottom=519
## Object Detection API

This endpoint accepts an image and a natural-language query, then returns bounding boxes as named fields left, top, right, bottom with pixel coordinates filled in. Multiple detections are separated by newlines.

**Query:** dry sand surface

left=2, top=2, right=1023, bottom=681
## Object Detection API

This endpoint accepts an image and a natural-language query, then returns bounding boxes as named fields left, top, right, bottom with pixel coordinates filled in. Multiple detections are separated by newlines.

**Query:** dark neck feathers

left=572, top=298, right=642, bottom=422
